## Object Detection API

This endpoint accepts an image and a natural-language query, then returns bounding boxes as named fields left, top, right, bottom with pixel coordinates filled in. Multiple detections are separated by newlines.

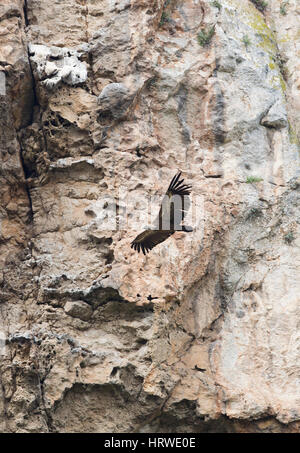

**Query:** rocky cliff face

left=0, top=0, right=299, bottom=433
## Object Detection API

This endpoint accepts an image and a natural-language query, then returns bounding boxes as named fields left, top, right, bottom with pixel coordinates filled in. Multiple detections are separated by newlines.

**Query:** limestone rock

left=0, top=0, right=300, bottom=435
left=64, top=300, right=93, bottom=321
left=261, top=101, right=288, bottom=129
left=29, top=44, right=87, bottom=89
left=97, top=83, right=135, bottom=120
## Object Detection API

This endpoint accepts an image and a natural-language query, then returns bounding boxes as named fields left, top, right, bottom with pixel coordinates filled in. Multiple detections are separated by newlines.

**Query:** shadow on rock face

left=97, top=83, right=136, bottom=124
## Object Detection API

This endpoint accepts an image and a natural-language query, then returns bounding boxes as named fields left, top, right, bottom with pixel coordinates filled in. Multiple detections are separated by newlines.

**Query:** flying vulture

left=131, top=172, right=192, bottom=255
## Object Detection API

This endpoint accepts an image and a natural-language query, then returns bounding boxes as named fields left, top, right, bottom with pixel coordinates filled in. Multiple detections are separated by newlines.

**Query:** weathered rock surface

left=260, top=100, right=288, bottom=129
left=29, top=44, right=88, bottom=90
left=0, top=0, right=299, bottom=433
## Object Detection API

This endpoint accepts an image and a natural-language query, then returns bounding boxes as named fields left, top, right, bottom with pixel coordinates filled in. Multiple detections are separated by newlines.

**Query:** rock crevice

left=0, top=0, right=299, bottom=433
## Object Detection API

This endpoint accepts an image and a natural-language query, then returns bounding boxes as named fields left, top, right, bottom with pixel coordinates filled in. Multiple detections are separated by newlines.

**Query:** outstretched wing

left=157, top=172, right=191, bottom=230
left=131, top=230, right=174, bottom=255
left=131, top=172, right=192, bottom=254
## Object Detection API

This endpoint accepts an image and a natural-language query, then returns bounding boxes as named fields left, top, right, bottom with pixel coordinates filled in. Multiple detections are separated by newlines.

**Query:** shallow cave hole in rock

left=98, top=110, right=114, bottom=126
left=104, top=249, right=114, bottom=265
left=110, top=366, right=119, bottom=377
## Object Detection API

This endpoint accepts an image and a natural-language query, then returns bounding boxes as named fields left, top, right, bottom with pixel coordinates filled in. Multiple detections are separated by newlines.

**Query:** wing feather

left=131, top=172, right=192, bottom=254
left=167, top=171, right=192, bottom=196
left=131, top=230, right=174, bottom=255
left=157, top=172, right=191, bottom=230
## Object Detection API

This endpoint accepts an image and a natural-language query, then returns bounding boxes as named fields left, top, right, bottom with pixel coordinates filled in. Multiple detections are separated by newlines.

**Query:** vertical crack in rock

left=17, top=7, right=38, bottom=218
left=176, top=85, right=191, bottom=144
left=1, top=0, right=300, bottom=433
left=0, top=374, right=9, bottom=432
left=18, top=138, right=34, bottom=222
left=23, top=0, right=29, bottom=27
left=82, top=0, right=94, bottom=93
left=37, top=368, right=55, bottom=432
left=211, top=66, right=226, bottom=145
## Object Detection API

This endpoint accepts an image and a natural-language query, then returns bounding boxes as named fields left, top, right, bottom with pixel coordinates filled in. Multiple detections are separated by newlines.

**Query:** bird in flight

left=131, top=172, right=192, bottom=255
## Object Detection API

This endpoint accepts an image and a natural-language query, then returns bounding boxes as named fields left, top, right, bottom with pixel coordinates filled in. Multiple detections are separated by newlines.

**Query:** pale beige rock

left=64, top=300, right=93, bottom=321
left=0, top=0, right=299, bottom=434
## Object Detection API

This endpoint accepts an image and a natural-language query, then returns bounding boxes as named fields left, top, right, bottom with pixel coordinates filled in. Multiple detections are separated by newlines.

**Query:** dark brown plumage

left=131, top=172, right=192, bottom=255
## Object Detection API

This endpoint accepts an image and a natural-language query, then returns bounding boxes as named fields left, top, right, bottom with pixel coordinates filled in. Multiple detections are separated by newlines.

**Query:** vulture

left=131, top=172, right=192, bottom=255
